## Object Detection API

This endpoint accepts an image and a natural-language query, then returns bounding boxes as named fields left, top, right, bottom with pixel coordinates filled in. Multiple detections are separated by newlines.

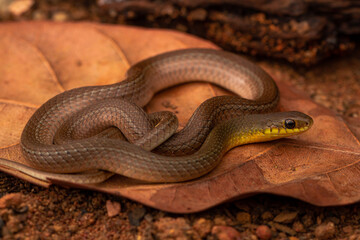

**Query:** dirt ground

left=0, top=0, right=360, bottom=239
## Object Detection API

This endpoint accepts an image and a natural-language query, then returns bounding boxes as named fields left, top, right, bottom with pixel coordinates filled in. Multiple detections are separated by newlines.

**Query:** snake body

left=18, top=49, right=313, bottom=183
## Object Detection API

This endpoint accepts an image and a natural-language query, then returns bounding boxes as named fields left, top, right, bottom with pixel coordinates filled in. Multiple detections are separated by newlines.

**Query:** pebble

left=289, top=237, right=300, bottom=240
left=52, top=224, right=63, bottom=233
left=32, top=10, right=47, bottom=20
left=236, top=212, right=251, bottom=224
left=213, top=216, right=230, bottom=226
left=8, top=0, right=34, bottom=16
left=274, top=211, right=298, bottom=223
left=52, top=11, right=69, bottom=22
left=314, top=222, right=336, bottom=240
left=154, top=217, right=194, bottom=239
left=143, top=213, right=153, bottom=222
left=106, top=200, right=121, bottom=217
left=79, top=212, right=96, bottom=227
left=0, top=193, right=23, bottom=209
left=187, top=8, right=207, bottom=21
left=128, top=207, right=146, bottom=226
left=68, top=223, right=78, bottom=233
left=193, top=218, right=212, bottom=238
left=211, top=225, right=242, bottom=240
left=292, top=221, right=305, bottom=232
left=256, top=225, right=272, bottom=240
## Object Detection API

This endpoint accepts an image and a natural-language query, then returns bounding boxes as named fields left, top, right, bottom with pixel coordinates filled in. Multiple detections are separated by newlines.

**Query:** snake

left=2, top=48, right=313, bottom=183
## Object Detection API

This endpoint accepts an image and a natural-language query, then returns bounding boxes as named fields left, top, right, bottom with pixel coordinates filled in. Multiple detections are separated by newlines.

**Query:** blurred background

left=0, top=0, right=359, bottom=65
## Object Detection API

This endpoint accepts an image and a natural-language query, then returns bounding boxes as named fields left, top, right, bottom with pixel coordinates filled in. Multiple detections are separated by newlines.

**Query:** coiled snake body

left=15, top=49, right=313, bottom=183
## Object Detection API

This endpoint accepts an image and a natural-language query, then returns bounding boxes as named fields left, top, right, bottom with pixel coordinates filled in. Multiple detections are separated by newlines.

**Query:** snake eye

left=285, top=119, right=296, bottom=129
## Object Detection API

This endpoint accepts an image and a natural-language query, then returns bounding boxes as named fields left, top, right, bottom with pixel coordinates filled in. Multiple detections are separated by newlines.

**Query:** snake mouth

left=262, top=126, right=310, bottom=137
left=235, top=125, right=311, bottom=146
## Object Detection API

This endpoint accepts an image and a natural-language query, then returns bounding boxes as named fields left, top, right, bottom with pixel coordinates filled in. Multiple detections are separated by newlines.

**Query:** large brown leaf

left=0, top=22, right=359, bottom=213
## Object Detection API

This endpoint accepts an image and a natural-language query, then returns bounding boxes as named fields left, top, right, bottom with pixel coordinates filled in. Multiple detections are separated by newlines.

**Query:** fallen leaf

left=0, top=22, right=359, bottom=213
left=273, top=211, right=298, bottom=223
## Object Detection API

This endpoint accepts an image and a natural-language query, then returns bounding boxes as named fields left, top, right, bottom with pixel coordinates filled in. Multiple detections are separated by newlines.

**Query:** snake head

left=259, top=111, right=313, bottom=138
left=222, top=111, right=313, bottom=151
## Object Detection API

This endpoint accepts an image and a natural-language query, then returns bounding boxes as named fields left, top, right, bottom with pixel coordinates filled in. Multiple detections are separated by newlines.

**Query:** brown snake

left=10, top=48, right=313, bottom=183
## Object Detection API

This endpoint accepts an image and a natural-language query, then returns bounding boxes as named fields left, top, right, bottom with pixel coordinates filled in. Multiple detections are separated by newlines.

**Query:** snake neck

left=199, top=111, right=313, bottom=155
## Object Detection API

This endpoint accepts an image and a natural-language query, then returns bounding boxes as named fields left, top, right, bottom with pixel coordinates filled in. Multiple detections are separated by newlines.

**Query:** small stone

left=314, top=222, right=336, bottom=240
left=144, top=214, right=153, bottom=222
left=292, top=221, right=305, bottom=232
left=213, top=216, right=229, bottom=226
left=8, top=0, right=33, bottom=16
left=0, top=193, right=23, bottom=209
left=52, top=224, right=63, bottom=232
left=187, top=8, right=207, bottom=21
left=261, top=211, right=273, bottom=220
left=52, top=11, right=69, bottom=22
left=289, top=237, right=300, bottom=240
left=236, top=212, right=251, bottom=224
left=106, top=200, right=121, bottom=217
left=256, top=225, right=272, bottom=240
left=193, top=218, right=212, bottom=238
left=79, top=213, right=96, bottom=227
left=50, top=233, right=61, bottom=240
left=240, top=229, right=257, bottom=240
left=32, top=10, right=46, bottom=20
left=128, top=207, right=146, bottom=226
left=274, top=211, right=298, bottom=223
left=154, top=217, right=194, bottom=239
left=211, top=225, right=241, bottom=240
left=68, top=223, right=78, bottom=233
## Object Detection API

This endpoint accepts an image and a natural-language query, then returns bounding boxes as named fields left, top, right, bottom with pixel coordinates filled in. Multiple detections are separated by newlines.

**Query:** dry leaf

left=0, top=22, right=359, bottom=213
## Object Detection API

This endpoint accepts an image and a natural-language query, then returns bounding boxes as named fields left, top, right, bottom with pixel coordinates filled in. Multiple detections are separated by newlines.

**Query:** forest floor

left=0, top=0, right=360, bottom=239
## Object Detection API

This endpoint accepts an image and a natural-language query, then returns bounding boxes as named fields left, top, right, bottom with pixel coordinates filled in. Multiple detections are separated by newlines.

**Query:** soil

left=1, top=0, right=360, bottom=239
